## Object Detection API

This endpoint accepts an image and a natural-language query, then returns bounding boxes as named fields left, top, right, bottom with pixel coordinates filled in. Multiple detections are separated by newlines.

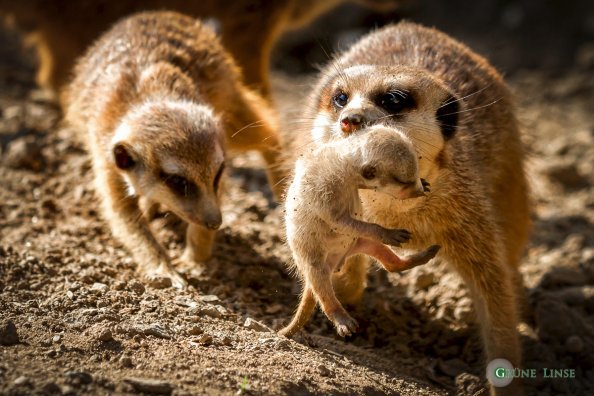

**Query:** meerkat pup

left=289, top=22, right=530, bottom=395
left=280, top=126, right=440, bottom=337
left=64, top=11, right=285, bottom=288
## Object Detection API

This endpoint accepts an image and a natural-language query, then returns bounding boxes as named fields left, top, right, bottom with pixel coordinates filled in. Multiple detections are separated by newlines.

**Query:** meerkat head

left=351, top=126, right=425, bottom=200
left=111, top=100, right=225, bottom=230
left=311, top=64, right=461, bottom=180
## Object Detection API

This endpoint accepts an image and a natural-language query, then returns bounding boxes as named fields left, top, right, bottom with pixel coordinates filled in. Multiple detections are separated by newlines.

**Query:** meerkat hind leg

left=349, top=238, right=441, bottom=272
left=308, top=255, right=359, bottom=337
left=278, top=286, right=317, bottom=337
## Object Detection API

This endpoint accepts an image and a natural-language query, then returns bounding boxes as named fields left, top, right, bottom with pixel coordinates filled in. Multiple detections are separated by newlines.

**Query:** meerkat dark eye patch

left=160, top=172, right=197, bottom=197
left=213, top=162, right=225, bottom=192
left=361, top=165, right=376, bottom=180
left=436, top=96, right=459, bottom=139
left=333, top=91, right=349, bottom=108
left=377, top=90, right=415, bottom=114
left=113, top=144, right=135, bottom=170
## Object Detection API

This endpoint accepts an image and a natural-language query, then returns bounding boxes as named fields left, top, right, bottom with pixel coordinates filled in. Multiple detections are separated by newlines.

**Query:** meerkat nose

left=340, top=113, right=364, bottom=133
left=204, top=214, right=222, bottom=230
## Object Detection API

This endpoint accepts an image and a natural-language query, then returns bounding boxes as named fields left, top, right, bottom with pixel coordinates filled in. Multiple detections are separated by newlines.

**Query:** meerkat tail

left=278, top=286, right=316, bottom=337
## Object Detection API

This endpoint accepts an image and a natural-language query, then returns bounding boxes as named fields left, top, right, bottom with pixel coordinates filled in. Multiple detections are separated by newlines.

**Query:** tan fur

left=0, top=0, right=401, bottom=96
left=64, top=11, right=284, bottom=288
left=286, top=22, right=531, bottom=395
left=280, top=126, right=440, bottom=337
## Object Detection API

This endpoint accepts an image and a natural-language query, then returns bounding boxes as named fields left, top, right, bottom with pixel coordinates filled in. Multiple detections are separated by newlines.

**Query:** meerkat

left=279, top=126, right=440, bottom=338
left=0, top=0, right=401, bottom=95
left=64, top=11, right=285, bottom=288
left=287, top=22, right=530, bottom=395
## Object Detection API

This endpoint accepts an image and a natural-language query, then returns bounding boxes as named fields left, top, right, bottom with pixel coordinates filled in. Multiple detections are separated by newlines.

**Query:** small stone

left=65, top=371, right=93, bottom=386
left=143, top=324, right=172, bottom=339
left=243, top=318, right=272, bottom=333
left=119, top=356, right=134, bottom=368
left=128, top=280, right=145, bottom=295
left=52, top=335, right=61, bottom=343
left=197, top=334, right=213, bottom=345
left=195, top=305, right=222, bottom=319
left=97, top=329, right=113, bottom=342
left=317, top=364, right=331, bottom=377
left=188, top=326, right=203, bottom=336
left=415, top=271, right=435, bottom=289
left=123, top=377, right=173, bottom=395
left=148, top=276, right=172, bottom=289
left=221, top=336, right=233, bottom=346
left=3, top=136, right=45, bottom=171
left=91, top=282, right=109, bottom=293
left=42, top=382, right=62, bottom=395
left=265, top=304, right=284, bottom=315
left=66, top=290, right=74, bottom=299
left=0, top=320, right=19, bottom=345
left=437, top=358, right=470, bottom=378
left=13, top=376, right=29, bottom=386
left=546, top=162, right=588, bottom=189
left=565, top=335, right=584, bottom=354
left=199, top=295, right=220, bottom=303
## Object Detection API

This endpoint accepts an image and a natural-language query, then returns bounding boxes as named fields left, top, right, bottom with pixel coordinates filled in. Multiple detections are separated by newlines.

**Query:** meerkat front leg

left=181, top=224, right=216, bottom=263
left=98, top=169, right=187, bottom=289
left=333, top=213, right=412, bottom=247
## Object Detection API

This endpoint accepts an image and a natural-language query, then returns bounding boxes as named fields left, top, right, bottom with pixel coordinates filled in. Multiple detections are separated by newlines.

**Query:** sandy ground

left=1, top=17, right=594, bottom=396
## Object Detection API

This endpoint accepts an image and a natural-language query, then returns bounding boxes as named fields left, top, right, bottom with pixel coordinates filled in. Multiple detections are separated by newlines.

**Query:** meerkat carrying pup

left=280, top=126, right=440, bottom=337
left=64, top=11, right=284, bottom=288
left=289, top=22, right=530, bottom=395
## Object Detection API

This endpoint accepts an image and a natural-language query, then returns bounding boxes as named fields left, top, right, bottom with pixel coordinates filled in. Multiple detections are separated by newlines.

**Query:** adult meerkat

left=289, top=22, right=530, bottom=395
left=280, top=126, right=440, bottom=337
left=0, top=0, right=401, bottom=95
left=64, top=11, right=284, bottom=288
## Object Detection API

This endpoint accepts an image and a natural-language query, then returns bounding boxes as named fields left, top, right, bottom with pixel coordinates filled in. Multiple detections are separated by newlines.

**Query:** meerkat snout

left=340, top=112, right=364, bottom=133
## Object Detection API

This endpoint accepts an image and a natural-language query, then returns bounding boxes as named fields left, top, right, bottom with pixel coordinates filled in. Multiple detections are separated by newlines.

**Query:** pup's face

left=353, top=127, right=425, bottom=200
left=111, top=101, right=225, bottom=230
left=311, top=65, right=460, bottom=179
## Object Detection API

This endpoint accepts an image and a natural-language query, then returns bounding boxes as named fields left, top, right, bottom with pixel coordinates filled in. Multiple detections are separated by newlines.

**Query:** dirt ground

left=1, top=4, right=594, bottom=396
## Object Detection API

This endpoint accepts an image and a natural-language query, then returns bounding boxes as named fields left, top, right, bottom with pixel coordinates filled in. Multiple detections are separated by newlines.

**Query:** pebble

left=13, top=376, right=29, bottom=386
left=143, top=324, right=172, bottom=339
left=123, top=377, right=173, bottom=395
left=243, top=318, right=272, bottom=333
left=97, top=329, right=114, bottom=342
left=317, top=364, right=331, bottom=377
left=91, top=282, right=109, bottom=293
left=565, top=335, right=584, bottom=354
left=191, top=305, right=222, bottom=319
left=0, top=319, right=20, bottom=345
left=128, top=280, right=145, bottom=295
left=52, top=335, right=61, bottom=343
left=197, top=334, right=213, bottom=345
left=199, top=295, right=220, bottom=303
left=119, top=356, right=134, bottom=368
left=188, top=326, right=203, bottom=336
left=3, top=136, right=45, bottom=171
left=65, top=371, right=93, bottom=386
left=437, top=358, right=470, bottom=377
left=148, top=276, right=172, bottom=289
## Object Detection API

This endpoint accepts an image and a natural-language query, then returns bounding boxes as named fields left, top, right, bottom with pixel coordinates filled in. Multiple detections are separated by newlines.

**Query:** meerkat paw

left=380, top=228, right=412, bottom=247
left=146, top=263, right=188, bottom=289
left=406, top=244, right=441, bottom=267
left=421, top=178, right=431, bottom=192
left=330, top=311, right=359, bottom=337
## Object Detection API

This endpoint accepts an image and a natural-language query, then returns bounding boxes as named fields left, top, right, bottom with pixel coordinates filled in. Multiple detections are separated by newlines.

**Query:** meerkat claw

left=421, top=178, right=431, bottom=192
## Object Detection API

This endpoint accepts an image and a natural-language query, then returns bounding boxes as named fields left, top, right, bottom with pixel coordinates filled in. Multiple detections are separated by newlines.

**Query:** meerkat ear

left=112, top=143, right=136, bottom=170
left=436, top=95, right=459, bottom=140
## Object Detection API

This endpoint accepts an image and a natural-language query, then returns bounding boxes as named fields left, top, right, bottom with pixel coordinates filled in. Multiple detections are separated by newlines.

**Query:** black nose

left=205, top=220, right=221, bottom=230
left=340, top=113, right=364, bottom=133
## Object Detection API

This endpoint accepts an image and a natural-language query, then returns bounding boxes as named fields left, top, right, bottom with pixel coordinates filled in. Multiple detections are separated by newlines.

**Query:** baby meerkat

left=64, top=12, right=284, bottom=288
left=280, top=126, right=440, bottom=337
left=289, top=22, right=530, bottom=395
